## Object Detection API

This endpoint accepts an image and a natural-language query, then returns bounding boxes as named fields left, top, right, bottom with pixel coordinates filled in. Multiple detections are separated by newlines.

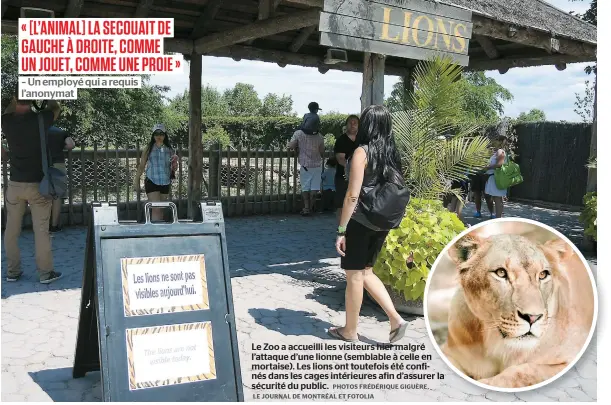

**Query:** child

left=298, top=102, right=322, bottom=135
left=321, top=157, right=337, bottom=212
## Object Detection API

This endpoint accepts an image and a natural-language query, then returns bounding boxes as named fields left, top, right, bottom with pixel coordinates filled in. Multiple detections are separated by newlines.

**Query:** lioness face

left=450, top=234, right=569, bottom=350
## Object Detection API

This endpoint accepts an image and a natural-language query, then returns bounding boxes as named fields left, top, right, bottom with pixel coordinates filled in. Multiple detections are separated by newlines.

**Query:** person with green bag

left=484, top=135, right=509, bottom=219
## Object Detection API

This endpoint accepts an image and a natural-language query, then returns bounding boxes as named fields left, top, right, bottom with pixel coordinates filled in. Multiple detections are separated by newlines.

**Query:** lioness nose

left=517, top=311, right=542, bottom=325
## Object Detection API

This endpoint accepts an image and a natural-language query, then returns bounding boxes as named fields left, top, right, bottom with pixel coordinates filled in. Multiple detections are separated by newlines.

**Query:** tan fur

left=442, top=233, right=594, bottom=388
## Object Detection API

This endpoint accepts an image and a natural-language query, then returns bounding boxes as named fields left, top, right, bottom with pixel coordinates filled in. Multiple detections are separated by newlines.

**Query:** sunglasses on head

left=154, top=131, right=165, bottom=136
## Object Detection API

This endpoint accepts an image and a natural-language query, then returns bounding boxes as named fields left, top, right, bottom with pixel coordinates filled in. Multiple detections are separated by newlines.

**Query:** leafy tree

left=385, top=71, right=513, bottom=124
left=574, top=80, right=595, bottom=123
left=224, top=83, right=262, bottom=116
left=459, top=72, right=514, bottom=124
left=1, top=35, right=18, bottom=111
left=202, top=85, right=229, bottom=116
left=516, top=108, right=546, bottom=123
left=571, top=0, right=596, bottom=75
left=259, top=93, right=295, bottom=117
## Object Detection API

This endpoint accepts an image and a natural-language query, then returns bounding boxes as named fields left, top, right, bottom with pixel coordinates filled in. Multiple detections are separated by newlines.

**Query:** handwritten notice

left=126, top=322, right=217, bottom=390
left=121, top=255, right=209, bottom=317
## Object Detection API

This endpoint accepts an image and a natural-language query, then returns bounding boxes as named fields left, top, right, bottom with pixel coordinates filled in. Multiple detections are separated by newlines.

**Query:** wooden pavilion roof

left=1, top=0, right=597, bottom=76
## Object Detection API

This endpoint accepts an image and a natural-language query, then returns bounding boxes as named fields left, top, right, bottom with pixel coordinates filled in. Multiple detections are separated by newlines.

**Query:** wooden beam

left=474, top=35, right=499, bottom=59
left=64, top=0, right=84, bottom=17
left=191, top=0, right=223, bottom=39
left=245, top=0, right=281, bottom=45
left=195, top=8, right=320, bottom=54
left=134, top=0, right=155, bottom=18
left=472, top=15, right=596, bottom=59
left=468, top=53, right=592, bottom=71
left=289, top=25, right=316, bottom=52
left=165, top=38, right=194, bottom=54
left=258, top=0, right=274, bottom=20
left=1, top=0, right=8, bottom=19
left=284, top=0, right=323, bottom=6
left=207, top=44, right=410, bottom=76
left=187, top=53, right=203, bottom=219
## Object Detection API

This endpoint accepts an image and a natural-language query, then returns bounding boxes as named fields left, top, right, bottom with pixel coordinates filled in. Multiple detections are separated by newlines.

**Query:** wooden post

left=586, top=76, right=597, bottom=194
left=187, top=53, right=203, bottom=219
left=208, top=143, right=220, bottom=199
left=403, top=67, right=415, bottom=110
left=360, top=53, right=385, bottom=111
left=582, top=75, right=597, bottom=252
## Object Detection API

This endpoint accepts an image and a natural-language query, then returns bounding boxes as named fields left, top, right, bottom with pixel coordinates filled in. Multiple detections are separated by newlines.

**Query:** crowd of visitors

left=1, top=95, right=513, bottom=348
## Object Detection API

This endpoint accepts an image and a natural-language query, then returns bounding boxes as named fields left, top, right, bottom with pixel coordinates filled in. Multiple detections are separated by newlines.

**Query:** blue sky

left=150, top=0, right=594, bottom=122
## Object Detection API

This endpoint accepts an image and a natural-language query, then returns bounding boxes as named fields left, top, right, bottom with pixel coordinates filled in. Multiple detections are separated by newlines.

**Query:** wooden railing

left=1, top=143, right=335, bottom=225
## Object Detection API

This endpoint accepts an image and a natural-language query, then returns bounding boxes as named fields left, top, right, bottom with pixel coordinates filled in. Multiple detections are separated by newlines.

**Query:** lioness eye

left=494, top=268, right=507, bottom=278
left=539, top=270, right=550, bottom=280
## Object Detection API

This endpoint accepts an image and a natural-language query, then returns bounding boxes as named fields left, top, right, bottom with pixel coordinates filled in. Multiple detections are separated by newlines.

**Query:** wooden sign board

left=320, top=0, right=473, bottom=66
left=73, top=202, right=243, bottom=402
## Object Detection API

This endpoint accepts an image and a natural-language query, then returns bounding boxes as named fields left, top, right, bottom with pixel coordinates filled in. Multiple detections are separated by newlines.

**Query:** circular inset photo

left=424, top=218, right=597, bottom=392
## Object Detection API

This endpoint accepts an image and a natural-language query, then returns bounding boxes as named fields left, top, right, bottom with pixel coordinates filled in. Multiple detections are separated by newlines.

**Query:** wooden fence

left=511, top=122, right=593, bottom=207
left=1, top=143, right=335, bottom=226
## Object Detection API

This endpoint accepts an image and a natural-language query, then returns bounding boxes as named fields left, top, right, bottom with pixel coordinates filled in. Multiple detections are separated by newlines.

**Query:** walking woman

left=329, top=105, right=408, bottom=344
left=484, top=135, right=509, bottom=218
left=333, top=115, right=359, bottom=221
left=133, top=124, right=177, bottom=221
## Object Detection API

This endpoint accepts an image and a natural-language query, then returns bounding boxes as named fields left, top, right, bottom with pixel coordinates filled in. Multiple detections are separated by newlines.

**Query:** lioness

left=442, top=233, right=594, bottom=388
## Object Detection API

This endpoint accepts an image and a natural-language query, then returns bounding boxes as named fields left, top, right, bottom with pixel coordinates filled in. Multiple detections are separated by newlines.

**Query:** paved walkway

left=1, top=202, right=596, bottom=401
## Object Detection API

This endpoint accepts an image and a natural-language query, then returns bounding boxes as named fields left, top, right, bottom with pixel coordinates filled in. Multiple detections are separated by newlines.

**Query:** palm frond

left=393, top=57, right=491, bottom=200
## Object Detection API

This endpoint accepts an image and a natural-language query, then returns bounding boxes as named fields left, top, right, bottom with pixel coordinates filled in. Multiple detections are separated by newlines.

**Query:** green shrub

left=579, top=192, right=597, bottom=241
left=324, top=133, right=336, bottom=149
left=170, top=114, right=347, bottom=148
left=203, top=124, right=231, bottom=149
left=374, top=199, right=466, bottom=301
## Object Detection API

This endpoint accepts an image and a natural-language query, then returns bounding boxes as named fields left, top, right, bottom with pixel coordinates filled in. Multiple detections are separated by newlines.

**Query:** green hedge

left=173, top=114, right=348, bottom=148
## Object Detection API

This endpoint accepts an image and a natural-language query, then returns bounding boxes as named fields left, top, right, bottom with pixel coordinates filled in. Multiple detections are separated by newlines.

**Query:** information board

left=73, top=201, right=243, bottom=402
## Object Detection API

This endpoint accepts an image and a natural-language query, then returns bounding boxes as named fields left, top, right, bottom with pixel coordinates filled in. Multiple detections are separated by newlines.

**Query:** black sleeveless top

left=346, top=145, right=384, bottom=231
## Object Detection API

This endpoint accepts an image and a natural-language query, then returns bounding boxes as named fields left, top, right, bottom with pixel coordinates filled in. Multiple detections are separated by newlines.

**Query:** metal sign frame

left=73, top=201, right=243, bottom=402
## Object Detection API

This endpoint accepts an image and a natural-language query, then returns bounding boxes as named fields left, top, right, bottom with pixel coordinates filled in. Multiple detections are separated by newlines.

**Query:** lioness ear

left=542, top=238, right=574, bottom=261
left=448, top=234, right=482, bottom=264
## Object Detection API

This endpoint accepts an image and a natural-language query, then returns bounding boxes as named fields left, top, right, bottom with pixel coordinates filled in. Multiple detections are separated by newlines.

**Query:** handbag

left=38, top=114, right=67, bottom=199
left=494, top=155, right=523, bottom=190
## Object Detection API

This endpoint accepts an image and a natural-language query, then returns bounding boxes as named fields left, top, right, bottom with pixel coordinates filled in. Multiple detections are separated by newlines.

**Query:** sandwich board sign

left=73, top=201, right=243, bottom=402
left=319, top=0, right=473, bottom=66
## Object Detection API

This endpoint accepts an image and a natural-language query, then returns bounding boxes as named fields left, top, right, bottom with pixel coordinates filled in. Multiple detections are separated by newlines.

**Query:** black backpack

left=358, top=180, right=411, bottom=230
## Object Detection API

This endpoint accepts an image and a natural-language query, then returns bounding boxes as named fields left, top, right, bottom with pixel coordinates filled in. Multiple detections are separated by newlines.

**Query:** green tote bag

left=494, top=155, right=523, bottom=190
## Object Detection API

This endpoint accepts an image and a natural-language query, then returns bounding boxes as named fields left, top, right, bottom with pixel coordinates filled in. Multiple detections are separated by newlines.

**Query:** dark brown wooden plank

left=237, top=144, right=243, bottom=215
left=292, top=148, right=297, bottom=213
left=68, top=149, right=73, bottom=225
left=104, top=141, right=109, bottom=201
left=125, top=142, right=130, bottom=219
left=226, top=144, right=231, bottom=215
left=245, top=146, right=251, bottom=214
left=81, top=144, right=86, bottom=221
left=254, top=148, right=259, bottom=213
left=136, top=140, right=141, bottom=220
left=269, top=146, right=274, bottom=214
left=285, top=148, right=290, bottom=212
left=115, top=144, right=120, bottom=204
left=93, top=142, right=98, bottom=201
